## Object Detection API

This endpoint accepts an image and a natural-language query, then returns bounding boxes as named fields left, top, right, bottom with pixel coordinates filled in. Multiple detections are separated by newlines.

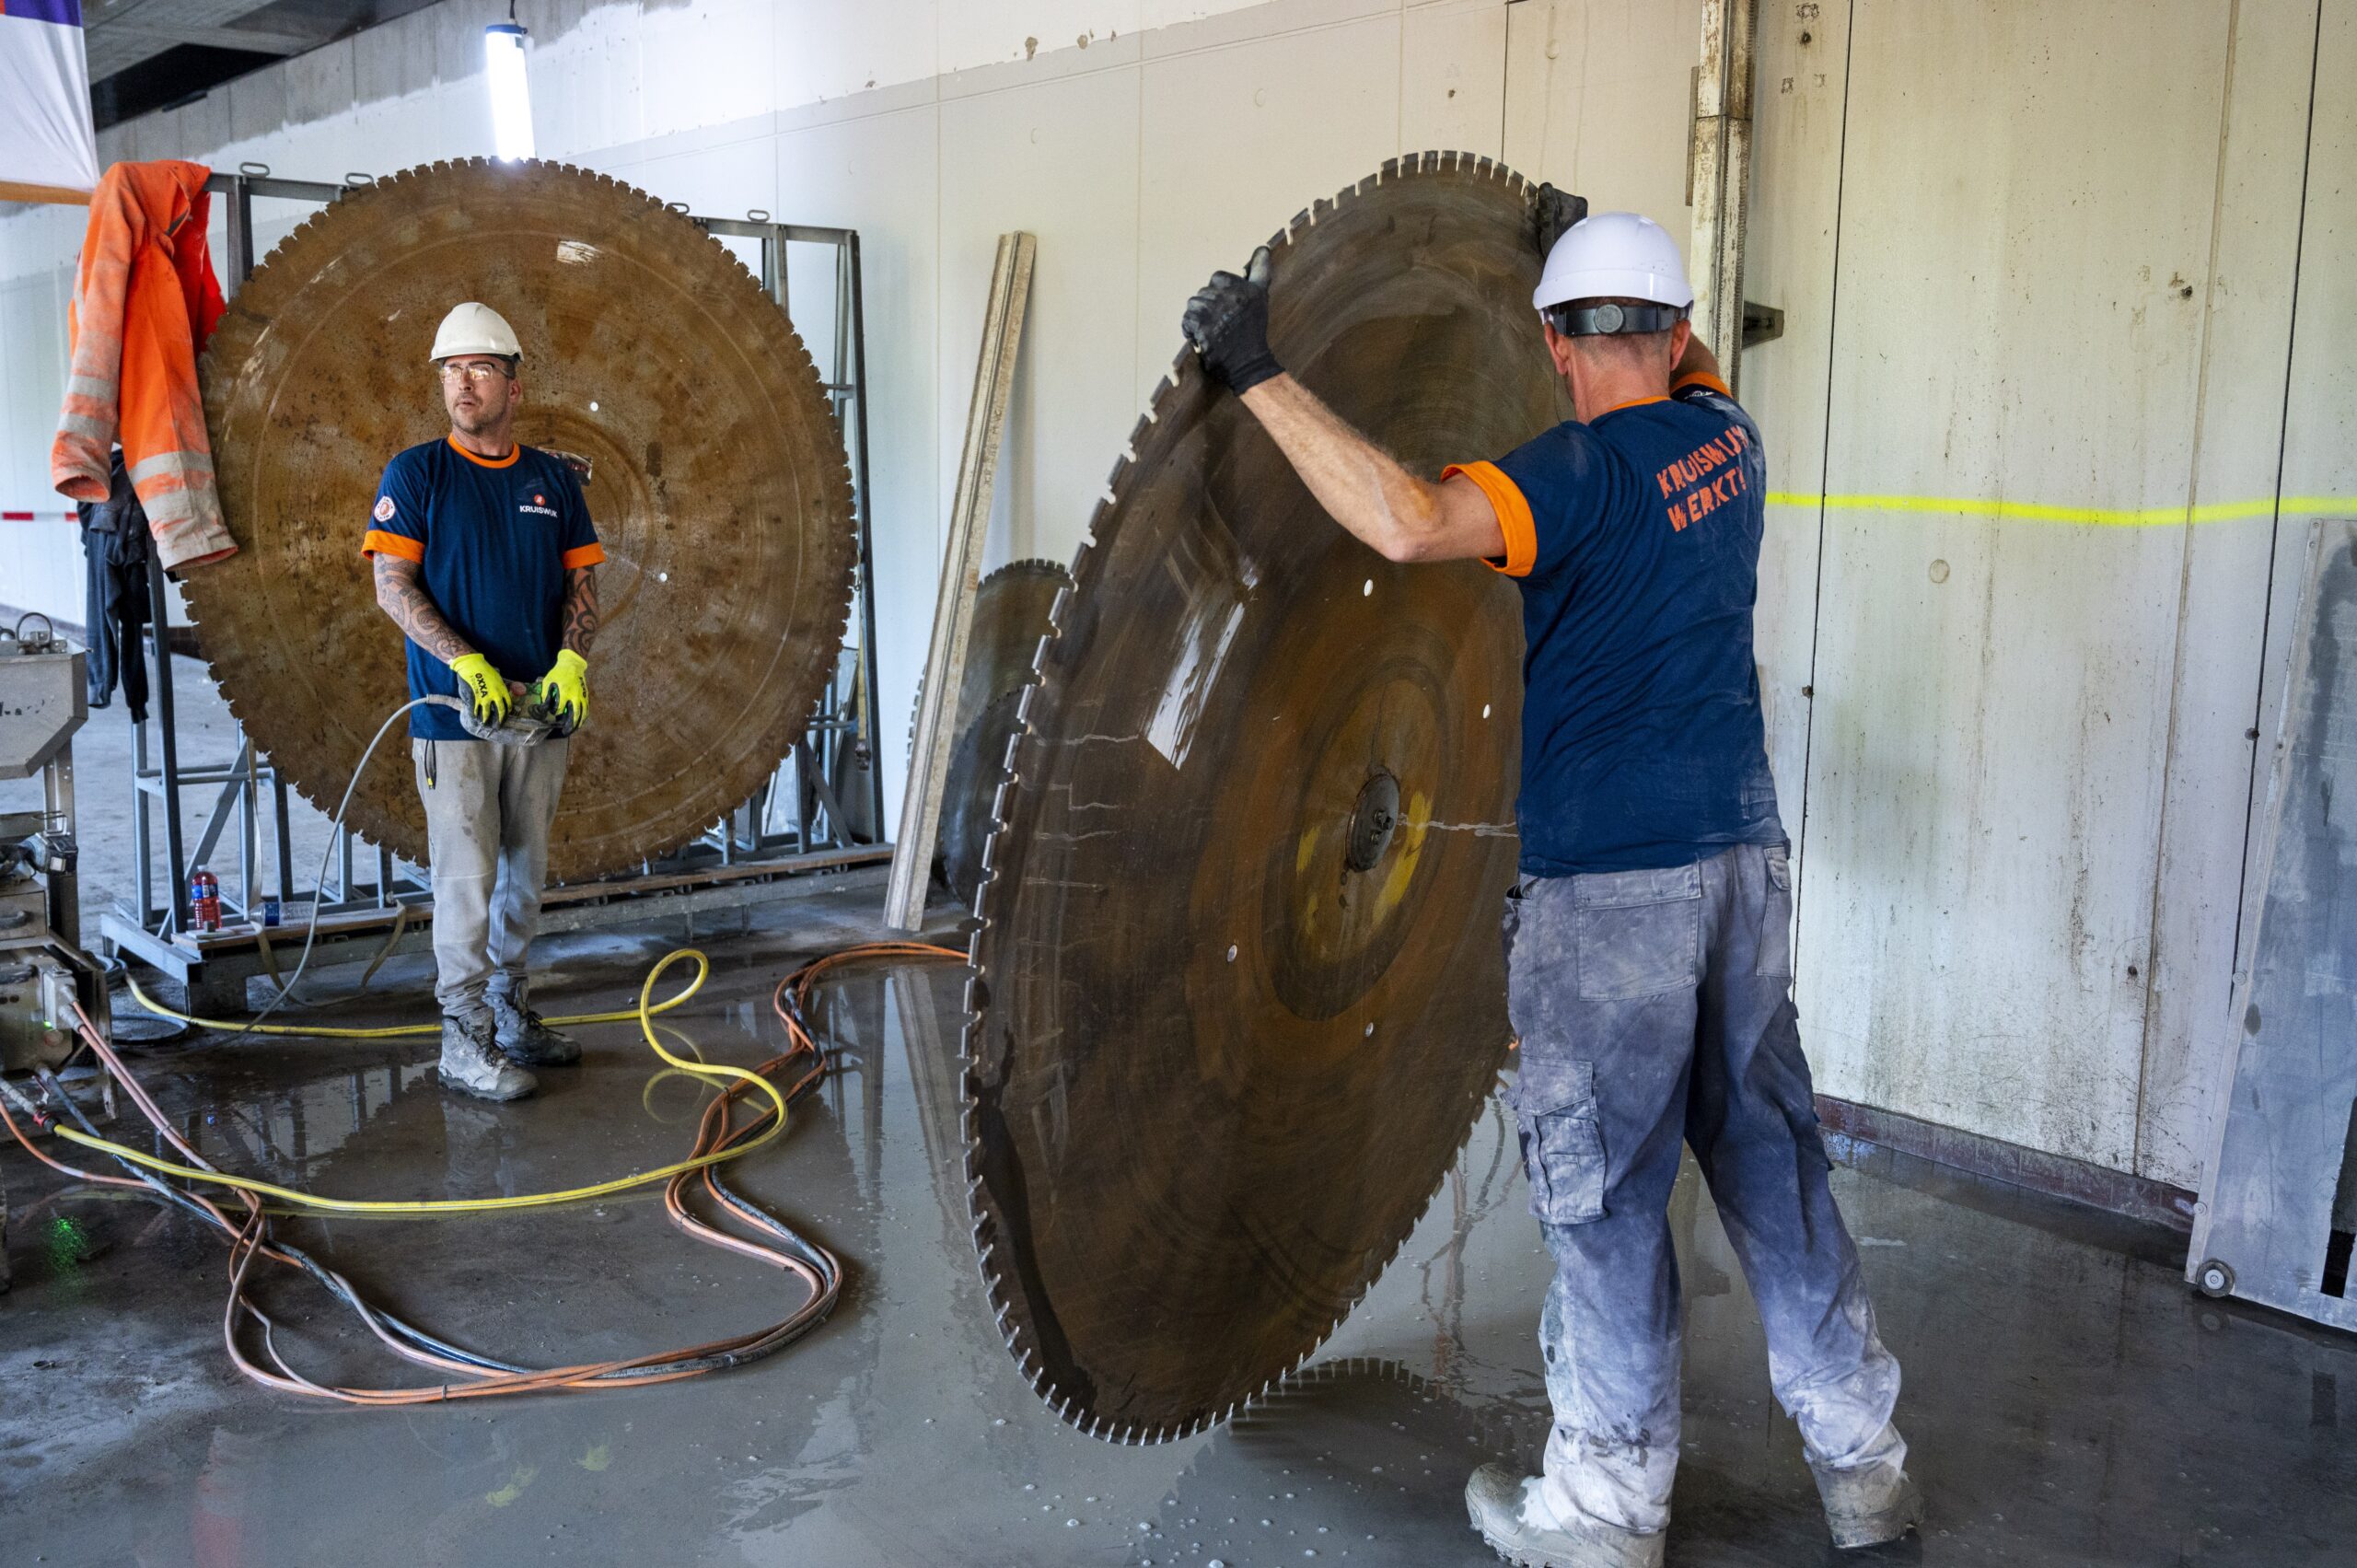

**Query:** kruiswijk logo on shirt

left=518, top=492, right=560, bottom=518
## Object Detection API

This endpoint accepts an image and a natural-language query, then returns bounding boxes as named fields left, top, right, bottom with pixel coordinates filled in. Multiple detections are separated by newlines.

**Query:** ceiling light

left=483, top=21, right=533, bottom=161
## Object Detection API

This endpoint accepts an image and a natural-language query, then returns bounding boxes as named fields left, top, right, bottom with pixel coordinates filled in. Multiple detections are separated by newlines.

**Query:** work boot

left=436, top=1011, right=536, bottom=1101
left=488, top=984, right=581, bottom=1067
left=1465, top=1464, right=1665, bottom=1568
left=1812, top=1458, right=1923, bottom=1550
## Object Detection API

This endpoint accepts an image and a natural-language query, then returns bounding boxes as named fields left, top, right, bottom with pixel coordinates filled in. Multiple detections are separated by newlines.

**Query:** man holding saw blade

left=1182, top=194, right=1922, bottom=1567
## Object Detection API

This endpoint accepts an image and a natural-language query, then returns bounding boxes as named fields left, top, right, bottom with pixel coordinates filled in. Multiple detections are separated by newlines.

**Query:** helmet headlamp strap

left=1544, top=301, right=1689, bottom=337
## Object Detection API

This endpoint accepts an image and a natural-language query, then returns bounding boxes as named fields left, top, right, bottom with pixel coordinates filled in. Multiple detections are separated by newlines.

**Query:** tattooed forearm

left=561, top=565, right=599, bottom=656
left=372, top=554, right=477, bottom=666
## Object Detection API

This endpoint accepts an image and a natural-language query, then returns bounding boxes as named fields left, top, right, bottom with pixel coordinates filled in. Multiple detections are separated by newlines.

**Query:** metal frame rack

left=100, top=168, right=890, bottom=1013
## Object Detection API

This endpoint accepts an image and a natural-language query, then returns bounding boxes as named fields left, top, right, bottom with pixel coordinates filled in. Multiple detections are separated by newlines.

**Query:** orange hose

left=15, top=941, right=965, bottom=1404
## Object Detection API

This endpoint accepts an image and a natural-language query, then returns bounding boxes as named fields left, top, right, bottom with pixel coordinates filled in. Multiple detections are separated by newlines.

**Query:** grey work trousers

left=412, top=737, right=570, bottom=1020
left=1504, top=842, right=1905, bottom=1536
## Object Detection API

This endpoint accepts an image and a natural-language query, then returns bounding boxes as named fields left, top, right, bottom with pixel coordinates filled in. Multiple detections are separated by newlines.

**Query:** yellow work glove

left=535, top=649, right=589, bottom=730
left=447, top=653, right=512, bottom=729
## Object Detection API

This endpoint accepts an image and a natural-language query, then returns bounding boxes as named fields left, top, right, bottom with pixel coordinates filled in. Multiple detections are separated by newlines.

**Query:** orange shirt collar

left=447, top=434, right=520, bottom=469
left=1595, top=393, right=1670, bottom=418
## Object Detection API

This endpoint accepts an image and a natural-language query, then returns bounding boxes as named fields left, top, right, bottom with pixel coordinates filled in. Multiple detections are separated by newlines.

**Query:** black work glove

left=1181, top=245, right=1283, bottom=395
left=1529, top=181, right=1588, bottom=258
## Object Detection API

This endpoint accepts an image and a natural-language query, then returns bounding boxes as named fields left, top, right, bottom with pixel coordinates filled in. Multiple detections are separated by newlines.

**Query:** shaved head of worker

left=1185, top=198, right=1921, bottom=1564
left=362, top=302, right=604, bottom=1102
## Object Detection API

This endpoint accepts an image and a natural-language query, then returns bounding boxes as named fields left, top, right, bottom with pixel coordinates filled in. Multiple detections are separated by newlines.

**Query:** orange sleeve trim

left=362, top=529, right=424, bottom=562
left=1674, top=371, right=1734, bottom=399
left=1442, top=461, right=1537, bottom=578
left=561, top=543, right=607, bottom=569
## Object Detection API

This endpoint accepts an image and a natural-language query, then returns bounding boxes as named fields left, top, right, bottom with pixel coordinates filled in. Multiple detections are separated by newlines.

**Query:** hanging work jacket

left=77, top=447, right=153, bottom=722
left=50, top=158, right=237, bottom=572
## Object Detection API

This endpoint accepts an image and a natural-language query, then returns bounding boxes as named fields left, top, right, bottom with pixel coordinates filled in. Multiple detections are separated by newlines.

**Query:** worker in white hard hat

left=360, top=301, right=604, bottom=1102
left=1183, top=195, right=1921, bottom=1565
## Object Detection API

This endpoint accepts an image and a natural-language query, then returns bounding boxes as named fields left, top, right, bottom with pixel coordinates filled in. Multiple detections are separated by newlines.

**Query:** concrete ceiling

left=81, top=0, right=443, bottom=130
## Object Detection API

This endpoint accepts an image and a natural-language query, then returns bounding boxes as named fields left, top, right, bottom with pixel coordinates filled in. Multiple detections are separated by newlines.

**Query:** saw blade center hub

left=1345, top=768, right=1402, bottom=874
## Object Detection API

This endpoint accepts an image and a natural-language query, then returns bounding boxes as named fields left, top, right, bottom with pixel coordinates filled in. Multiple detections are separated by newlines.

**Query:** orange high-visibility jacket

left=51, top=159, right=236, bottom=572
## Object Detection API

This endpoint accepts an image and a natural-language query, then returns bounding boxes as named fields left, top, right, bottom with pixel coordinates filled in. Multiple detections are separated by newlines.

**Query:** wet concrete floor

left=4, top=897, right=2354, bottom=1566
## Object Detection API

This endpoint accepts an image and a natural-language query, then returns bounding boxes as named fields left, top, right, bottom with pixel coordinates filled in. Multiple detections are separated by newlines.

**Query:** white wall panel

left=943, top=0, right=1141, bottom=67
left=1400, top=0, right=1509, bottom=157
left=639, top=0, right=778, bottom=137
left=0, top=267, right=68, bottom=511
left=1500, top=0, right=1700, bottom=269
left=2135, top=0, right=2321, bottom=1187
left=2221, top=4, right=2357, bottom=1196
left=1799, top=0, right=2232, bottom=1172
left=1746, top=0, right=1852, bottom=897
left=939, top=60, right=1144, bottom=570
left=1135, top=8, right=1403, bottom=408
left=2277, top=6, right=2357, bottom=531
left=774, top=0, right=939, bottom=107
left=776, top=99, right=946, bottom=828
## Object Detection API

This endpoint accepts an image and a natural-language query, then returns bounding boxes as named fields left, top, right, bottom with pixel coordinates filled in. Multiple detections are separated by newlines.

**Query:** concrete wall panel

left=1400, top=0, right=1509, bottom=157
left=1500, top=0, right=1701, bottom=268
left=940, top=62, right=1144, bottom=572
left=773, top=100, right=946, bottom=826
left=2136, top=0, right=2322, bottom=1187
left=1135, top=11, right=1404, bottom=407
left=1798, top=0, right=2233, bottom=1172
left=1746, top=0, right=1853, bottom=897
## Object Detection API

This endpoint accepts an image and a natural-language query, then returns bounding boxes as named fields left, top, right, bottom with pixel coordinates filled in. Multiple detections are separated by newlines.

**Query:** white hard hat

left=1532, top=212, right=1694, bottom=313
left=428, top=302, right=522, bottom=363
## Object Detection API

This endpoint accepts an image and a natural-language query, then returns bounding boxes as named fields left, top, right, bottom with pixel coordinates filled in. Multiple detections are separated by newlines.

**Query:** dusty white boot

left=1812, top=1458, right=1923, bottom=1549
left=1465, top=1464, right=1666, bottom=1568
left=436, top=1011, right=537, bottom=1102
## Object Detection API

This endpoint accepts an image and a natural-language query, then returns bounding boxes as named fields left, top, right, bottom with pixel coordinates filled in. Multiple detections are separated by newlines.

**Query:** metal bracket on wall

left=1741, top=300, right=1783, bottom=349
left=884, top=231, right=1039, bottom=931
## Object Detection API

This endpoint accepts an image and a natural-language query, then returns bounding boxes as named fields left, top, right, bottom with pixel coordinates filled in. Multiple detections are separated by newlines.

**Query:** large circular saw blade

left=963, top=152, right=1571, bottom=1442
left=196, top=158, right=855, bottom=882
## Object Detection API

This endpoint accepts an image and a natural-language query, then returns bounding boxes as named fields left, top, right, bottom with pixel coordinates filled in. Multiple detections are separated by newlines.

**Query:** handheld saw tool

left=428, top=690, right=578, bottom=745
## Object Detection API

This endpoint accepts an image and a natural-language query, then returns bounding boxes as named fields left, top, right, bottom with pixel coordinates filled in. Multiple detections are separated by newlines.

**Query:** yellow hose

left=54, top=949, right=791, bottom=1215
left=125, top=950, right=707, bottom=1039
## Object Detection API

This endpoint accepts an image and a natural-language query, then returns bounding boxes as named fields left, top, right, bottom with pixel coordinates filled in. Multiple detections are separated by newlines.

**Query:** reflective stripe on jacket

left=50, top=158, right=236, bottom=572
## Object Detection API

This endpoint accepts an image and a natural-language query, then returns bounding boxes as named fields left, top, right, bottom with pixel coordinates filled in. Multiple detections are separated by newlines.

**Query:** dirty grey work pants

left=1504, top=842, right=1905, bottom=1536
left=412, top=738, right=569, bottom=1020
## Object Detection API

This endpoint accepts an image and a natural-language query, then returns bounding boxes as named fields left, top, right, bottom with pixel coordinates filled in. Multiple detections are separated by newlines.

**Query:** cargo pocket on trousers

left=1518, top=1059, right=1607, bottom=1225
left=1756, top=842, right=1795, bottom=979
left=1573, top=864, right=1702, bottom=1001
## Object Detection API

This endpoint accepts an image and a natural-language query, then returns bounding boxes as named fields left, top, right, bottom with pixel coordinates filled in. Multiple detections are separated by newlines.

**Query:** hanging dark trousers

left=77, top=447, right=153, bottom=722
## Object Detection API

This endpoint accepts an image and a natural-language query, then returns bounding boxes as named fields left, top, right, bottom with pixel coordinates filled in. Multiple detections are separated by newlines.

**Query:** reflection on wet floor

left=4, top=905, right=2356, bottom=1566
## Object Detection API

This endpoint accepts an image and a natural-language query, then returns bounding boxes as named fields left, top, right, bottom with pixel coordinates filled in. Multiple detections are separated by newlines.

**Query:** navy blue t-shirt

left=1446, top=375, right=1782, bottom=875
left=362, top=436, right=604, bottom=741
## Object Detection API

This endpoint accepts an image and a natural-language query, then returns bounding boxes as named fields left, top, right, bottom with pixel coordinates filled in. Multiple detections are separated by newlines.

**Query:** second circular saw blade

left=195, top=158, right=855, bottom=882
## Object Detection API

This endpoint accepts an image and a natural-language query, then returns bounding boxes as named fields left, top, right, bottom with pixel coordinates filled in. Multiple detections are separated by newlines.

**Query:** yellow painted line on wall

left=1766, top=492, right=2356, bottom=528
